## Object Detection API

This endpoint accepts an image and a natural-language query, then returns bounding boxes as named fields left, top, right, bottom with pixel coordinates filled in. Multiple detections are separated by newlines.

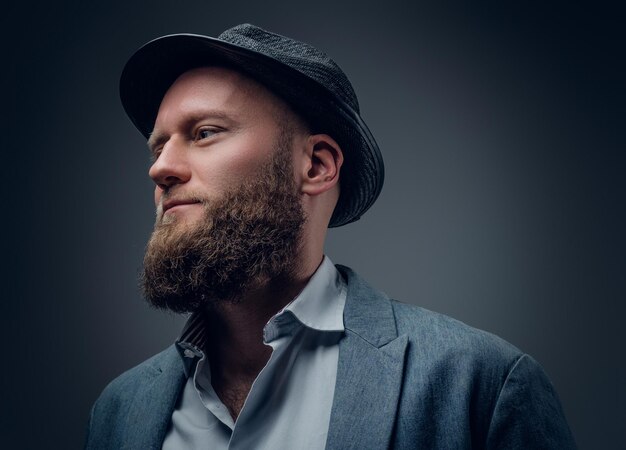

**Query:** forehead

left=154, top=66, right=287, bottom=126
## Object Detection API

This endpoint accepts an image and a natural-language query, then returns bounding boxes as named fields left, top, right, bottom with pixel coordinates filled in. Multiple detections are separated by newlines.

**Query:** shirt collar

left=175, top=256, right=346, bottom=375
left=276, top=255, right=346, bottom=332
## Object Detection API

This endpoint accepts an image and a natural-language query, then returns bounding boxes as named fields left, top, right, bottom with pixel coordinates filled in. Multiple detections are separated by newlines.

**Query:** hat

left=120, top=23, right=384, bottom=227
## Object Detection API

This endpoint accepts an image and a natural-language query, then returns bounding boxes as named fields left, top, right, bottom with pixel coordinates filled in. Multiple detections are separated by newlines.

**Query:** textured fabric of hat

left=120, top=23, right=384, bottom=227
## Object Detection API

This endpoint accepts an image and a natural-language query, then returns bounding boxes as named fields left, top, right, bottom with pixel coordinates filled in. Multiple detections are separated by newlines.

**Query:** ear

left=300, top=134, right=344, bottom=196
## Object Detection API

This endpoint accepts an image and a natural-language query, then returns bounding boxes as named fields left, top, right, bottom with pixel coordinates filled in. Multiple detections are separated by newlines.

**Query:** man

left=85, top=24, right=576, bottom=449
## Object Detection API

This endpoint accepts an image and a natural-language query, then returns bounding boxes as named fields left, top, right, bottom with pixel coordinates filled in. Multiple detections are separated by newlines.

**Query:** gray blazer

left=85, top=265, right=576, bottom=449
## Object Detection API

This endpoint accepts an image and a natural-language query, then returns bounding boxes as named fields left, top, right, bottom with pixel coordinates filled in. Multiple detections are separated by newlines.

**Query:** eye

left=195, top=127, right=219, bottom=141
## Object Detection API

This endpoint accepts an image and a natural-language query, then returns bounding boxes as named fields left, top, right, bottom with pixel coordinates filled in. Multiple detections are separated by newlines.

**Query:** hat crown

left=218, top=24, right=360, bottom=113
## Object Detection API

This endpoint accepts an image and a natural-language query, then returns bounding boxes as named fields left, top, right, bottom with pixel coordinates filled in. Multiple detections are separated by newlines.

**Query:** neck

left=205, top=253, right=324, bottom=378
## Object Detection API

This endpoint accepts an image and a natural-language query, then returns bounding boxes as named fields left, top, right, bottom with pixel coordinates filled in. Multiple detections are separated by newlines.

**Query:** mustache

left=155, top=191, right=210, bottom=219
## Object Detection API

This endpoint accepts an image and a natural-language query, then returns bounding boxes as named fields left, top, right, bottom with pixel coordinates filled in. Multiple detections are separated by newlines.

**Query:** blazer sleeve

left=486, top=354, right=577, bottom=449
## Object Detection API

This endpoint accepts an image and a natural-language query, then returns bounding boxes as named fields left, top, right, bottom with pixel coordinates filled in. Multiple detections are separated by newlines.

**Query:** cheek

left=196, top=142, right=274, bottom=188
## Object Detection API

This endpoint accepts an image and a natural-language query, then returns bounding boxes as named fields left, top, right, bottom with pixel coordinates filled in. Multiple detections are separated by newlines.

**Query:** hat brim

left=120, top=33, right=383, bottom=227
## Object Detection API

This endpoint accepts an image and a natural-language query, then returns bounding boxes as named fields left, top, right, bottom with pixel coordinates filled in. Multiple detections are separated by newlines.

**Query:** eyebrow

left=147, top=109, right=239, bottom=153
left=147, top=131, right=168, bottom=155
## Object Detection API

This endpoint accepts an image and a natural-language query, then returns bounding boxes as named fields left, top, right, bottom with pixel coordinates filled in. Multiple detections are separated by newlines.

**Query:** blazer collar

left=336, top=265, right=398, bottom=347
left=326, top=265, right=408, bottom=450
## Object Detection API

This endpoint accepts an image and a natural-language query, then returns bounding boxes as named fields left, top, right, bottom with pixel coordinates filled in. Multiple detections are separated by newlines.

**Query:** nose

left=148, top=136, right=191, bottom=190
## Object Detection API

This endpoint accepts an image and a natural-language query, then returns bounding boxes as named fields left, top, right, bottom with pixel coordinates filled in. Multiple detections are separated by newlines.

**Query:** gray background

left=4, top=1, right=625, bottom=449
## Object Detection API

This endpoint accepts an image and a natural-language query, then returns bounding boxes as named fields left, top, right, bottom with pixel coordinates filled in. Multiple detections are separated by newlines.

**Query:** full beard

left=141, top=139, right=306, bottom=314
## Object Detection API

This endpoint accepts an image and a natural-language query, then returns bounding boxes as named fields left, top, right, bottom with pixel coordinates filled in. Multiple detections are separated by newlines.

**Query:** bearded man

left=85, top=24, right=576, bottom=449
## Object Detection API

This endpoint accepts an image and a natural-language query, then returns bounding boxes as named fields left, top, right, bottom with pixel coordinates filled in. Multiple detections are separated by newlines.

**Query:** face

left=141, top=66, right=307, bottom=312
left=147, top=66, right=300, bottom=227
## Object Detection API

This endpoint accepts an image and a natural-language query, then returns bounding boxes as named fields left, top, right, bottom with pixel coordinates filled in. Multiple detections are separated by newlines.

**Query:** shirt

left=162, top=256, right=347, bottom=449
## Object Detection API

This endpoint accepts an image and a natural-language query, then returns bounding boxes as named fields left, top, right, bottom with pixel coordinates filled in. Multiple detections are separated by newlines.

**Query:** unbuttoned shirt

left=162, top=256, right=347, bottom=450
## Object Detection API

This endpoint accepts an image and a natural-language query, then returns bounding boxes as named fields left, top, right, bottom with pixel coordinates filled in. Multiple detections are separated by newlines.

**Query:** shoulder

left=94, top=346, right=178, bottom=407
left=392, top=300, right=522, bottom=367
left=337, top=263, right=521, bottom=369
left=338, top=263, right=526, bottom=395
left=389, top=302, right=576, bottom=447
left=337, top=266, right=575, bottom=445
left=389, top=300, right=529, bottom=407
left=85, top=346, right=179, bottom=446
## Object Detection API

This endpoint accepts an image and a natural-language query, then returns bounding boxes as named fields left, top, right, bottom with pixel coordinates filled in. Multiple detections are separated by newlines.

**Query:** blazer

left=85, top=265, right=576, bottom=449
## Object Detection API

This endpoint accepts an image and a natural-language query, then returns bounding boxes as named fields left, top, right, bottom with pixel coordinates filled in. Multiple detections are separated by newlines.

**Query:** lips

left=162, top=199, right=201, bottom=213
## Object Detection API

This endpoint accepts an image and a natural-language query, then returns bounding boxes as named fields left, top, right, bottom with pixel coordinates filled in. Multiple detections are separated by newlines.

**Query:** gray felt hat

left=120, top=23, right=384, bottom=227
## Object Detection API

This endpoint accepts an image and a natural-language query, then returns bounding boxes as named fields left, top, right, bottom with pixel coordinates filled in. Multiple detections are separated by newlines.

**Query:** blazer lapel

left=122, top=346, right=187, bottom=449
left=326, top=266, right=408, bottom=450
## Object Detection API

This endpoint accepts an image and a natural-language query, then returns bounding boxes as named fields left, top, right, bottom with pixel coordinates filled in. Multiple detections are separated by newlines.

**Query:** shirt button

left=183, top=349, right=195, bottom=358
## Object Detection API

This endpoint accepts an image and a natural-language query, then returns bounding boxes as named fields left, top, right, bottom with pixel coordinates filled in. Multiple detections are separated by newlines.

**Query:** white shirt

left=162, top=256, right=347, bottom=449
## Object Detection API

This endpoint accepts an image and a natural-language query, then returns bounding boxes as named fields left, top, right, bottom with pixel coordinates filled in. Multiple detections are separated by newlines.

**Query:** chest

left=163, top=333, right=342, bottom=449
left=211, top=375, right=255, bottom=420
